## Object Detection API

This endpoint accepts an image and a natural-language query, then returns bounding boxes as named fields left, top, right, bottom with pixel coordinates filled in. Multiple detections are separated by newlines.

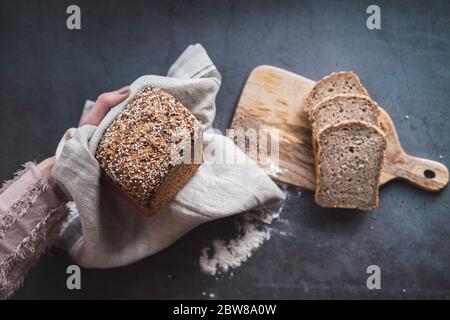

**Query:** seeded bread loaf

left=314, top=120, right=386, bottom=211
left=95, top=85, right=202, bottom=216
left=303, top=71, right=369, bottom=119
left=311, top=94, right=380, bottom=135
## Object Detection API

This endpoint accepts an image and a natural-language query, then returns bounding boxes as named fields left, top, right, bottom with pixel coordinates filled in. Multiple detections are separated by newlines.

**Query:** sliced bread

left=311, top=94, right=380, bottom=134
left=314, top=120, right=386, bottom=211
left=303, top=71, right=369, bottom=118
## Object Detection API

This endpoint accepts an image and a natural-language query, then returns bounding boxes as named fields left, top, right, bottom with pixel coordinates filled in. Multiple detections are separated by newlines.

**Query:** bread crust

left=310, top=94, right=381, bottom=147
left=96, top=85, right=202, bottom=217
left=313, top=120, right=387, bottom=211
left=302, top=71, right=369, bottom=120
left=104, top=135, right=203, bottom=216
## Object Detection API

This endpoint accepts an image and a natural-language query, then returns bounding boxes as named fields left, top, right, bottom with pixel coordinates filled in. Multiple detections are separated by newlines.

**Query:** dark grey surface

left=1, top=0, right=449, bottom=299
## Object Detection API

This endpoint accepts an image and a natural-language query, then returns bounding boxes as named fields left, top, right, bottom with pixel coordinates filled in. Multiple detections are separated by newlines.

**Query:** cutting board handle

left=393, top=155, right=449, bottom=192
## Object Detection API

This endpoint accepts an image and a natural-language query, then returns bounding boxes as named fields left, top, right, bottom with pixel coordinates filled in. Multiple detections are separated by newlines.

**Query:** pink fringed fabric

left=0, top=175, right=48, bottom=239
left=0, top=162, right=36, bottom=195
left=0, top=163, right=67, bottom=299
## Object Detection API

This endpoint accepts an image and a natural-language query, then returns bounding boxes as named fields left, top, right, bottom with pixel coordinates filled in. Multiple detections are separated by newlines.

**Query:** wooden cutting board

left=230, top=65, right=449, bottom=192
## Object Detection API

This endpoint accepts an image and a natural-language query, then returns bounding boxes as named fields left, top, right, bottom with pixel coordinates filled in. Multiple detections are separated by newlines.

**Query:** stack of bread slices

left=303, top=72, right=387, bottom=211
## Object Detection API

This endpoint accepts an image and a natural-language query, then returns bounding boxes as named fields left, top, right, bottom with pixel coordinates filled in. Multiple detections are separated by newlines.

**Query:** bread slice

left=314, top=120, right=386, bottom=211
left=96, top=85, right=202, bottom=216
left=311, top=94, right=380, bottom=134
left=303, top=71, right=369, bottom=118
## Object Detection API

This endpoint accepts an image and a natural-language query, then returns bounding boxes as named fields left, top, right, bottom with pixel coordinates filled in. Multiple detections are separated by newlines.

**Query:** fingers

left=79, top=86, right=131, bottom=127
left=95, top=86, right=130, bottom=109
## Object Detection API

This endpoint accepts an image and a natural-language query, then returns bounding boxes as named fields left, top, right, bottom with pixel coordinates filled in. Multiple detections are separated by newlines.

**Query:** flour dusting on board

left=199, top=192, right=288, bottom=276
left=263, top=158, right=284, bottom=177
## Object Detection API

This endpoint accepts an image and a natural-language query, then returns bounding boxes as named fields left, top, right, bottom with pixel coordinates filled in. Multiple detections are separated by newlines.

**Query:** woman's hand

left=38, top=86, right=131, bottom=169
left=0, top=86, right=132, bottom=299
left=79, top=86, right=130, bottom=127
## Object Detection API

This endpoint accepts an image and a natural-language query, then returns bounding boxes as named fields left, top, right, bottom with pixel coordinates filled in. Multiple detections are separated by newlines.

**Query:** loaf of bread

left=314, top=120, right=386, bottom=211
left=95, top=85, right=202, bottom=216
left=303, top=71, right=369, bottom=119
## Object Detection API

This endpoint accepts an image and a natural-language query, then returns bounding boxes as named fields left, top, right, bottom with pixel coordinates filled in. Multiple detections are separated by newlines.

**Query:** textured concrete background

left=1, top=0, right=449, bottom=299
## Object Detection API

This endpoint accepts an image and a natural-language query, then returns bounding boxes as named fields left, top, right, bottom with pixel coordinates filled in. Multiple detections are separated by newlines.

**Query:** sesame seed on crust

left=95, top=85, right=200, bottom=207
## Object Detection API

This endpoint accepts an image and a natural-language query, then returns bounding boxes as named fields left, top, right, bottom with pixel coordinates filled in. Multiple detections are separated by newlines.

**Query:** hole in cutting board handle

left=424, top=170, right=436, bottom=179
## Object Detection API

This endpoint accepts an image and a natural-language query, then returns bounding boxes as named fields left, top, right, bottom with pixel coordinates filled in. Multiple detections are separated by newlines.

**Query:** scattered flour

left=199, top=223, right=271, bottom=275
left=274, top=230, right=288, bottom=236
left=199, top=188, right=289, bottom=276
left=263, top=158, right=284, bottom=177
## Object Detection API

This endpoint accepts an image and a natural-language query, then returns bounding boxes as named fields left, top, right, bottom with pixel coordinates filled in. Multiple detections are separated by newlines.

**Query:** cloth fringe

left=0, top=162, right=36, bottom=195
left=0, top=175, right=48, bottom=239
left=0, top=204, right=67, bottom=299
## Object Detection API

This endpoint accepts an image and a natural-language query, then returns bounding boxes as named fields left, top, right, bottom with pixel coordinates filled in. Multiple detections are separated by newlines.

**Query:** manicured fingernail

left=118, top=86, right=130, bottom=95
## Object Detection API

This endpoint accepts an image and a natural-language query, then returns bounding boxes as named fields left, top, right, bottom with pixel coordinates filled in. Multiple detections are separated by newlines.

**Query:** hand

left=38, top=86, right=131, bottom=168
left=0, top=86, right=132, bottom=298
left=79, top=86, right=131, bottom=127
